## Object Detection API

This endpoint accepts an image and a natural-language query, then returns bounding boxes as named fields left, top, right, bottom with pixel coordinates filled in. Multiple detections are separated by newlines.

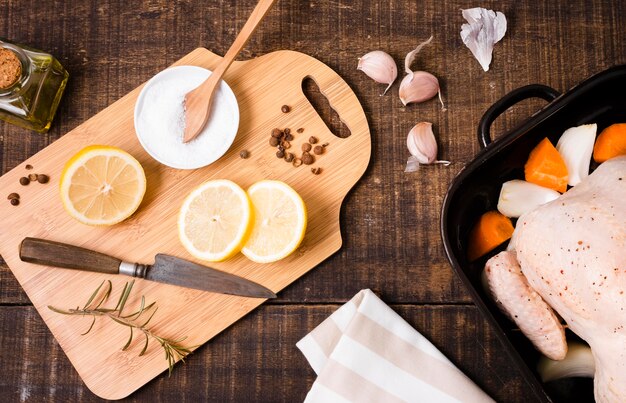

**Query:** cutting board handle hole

left=301, top=77, right=351, bottom=139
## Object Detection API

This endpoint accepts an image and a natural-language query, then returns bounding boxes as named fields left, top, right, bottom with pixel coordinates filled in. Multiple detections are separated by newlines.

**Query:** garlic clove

left=399, top=71, right=441, bottom=106
left=399, top=36, right=445, bottom=109
left=357, top=50, right=397, bottom=95
left=556, top=124, right=596, bottom=186
left=405, top=122, right=450, bottom=172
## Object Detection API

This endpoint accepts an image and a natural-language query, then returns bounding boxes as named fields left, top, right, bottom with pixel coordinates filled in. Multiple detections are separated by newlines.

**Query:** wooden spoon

left=183, top=0, right=277, bottom=143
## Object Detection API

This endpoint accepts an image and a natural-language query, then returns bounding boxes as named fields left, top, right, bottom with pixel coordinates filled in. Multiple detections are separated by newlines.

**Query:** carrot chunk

left=467, top=211, right=515, bottom=262
left=524, top=137, right=569, bottom=193
left=593, top=123, right=626, bottom=163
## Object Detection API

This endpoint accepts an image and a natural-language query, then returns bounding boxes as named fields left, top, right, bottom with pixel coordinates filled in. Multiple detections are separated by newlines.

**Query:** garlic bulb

left=405, top=122, right=450, bottom=172
left=556, top=124, right=597, bottom=186
left=497, top=180, right=560, bottom=218
left=357, top=51, right=397, bottom=95
left=399, top=36, right=445, bottom=109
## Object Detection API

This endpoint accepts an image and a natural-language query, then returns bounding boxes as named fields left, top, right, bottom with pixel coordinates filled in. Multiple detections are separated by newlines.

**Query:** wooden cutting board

left=0, top=48, right=370, bottom=399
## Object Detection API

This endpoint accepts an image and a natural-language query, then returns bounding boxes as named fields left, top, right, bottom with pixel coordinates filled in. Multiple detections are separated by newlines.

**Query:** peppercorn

left=281, top=105, right=291, bottom=113
left=271, top=128, right=283, bottom=138
left=313, top=145, right=324, bottom=155
left=239, top=150, right=250, bottom=159
left=284, top=128, right=291, bottom=135
left=7, top=193, right=19, bottom=200
left=276, top=150, right=285, bottom=158
left=37, top=174, right=49, bottom=184
left=297, top=128, right=304, bottom=133
left=284, top=152, right=295, bottom=163
left=311, top=167, right=322, bottom=175
left=28, top=173, right=38, bottom=182
left=281, top=140, right=291, bottom=149
left=309, top=136, right=318, bottom=144
left=302, top=152, right=315, bottom=165
left=285, top=133, right=294, bottom=141
left=19, top=177, right=29, bottom=186
left=269, top=137, right=280, bottom=147
left=10, top=198, right=19, bottom=206
left=292, top=158, right=303, bottom=167
left=302, top=143, right=312, bottom=152
left=25, top=164, right=33, bottom=170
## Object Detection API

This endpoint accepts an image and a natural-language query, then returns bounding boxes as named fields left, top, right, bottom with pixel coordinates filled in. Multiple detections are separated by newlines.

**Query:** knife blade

left=19, top=237, right=276, bottom=299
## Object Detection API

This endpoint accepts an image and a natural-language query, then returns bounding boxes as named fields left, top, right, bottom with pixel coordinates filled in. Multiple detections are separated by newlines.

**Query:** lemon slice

left=178, top=179, right=253, bottom=262
left=242, top=180, right=307, bottom=263
left=60, top=145, right=146, bottom=226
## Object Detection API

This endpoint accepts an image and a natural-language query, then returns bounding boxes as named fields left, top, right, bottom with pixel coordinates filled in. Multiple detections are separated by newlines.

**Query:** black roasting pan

left=441, top=65, right=626, bottom=402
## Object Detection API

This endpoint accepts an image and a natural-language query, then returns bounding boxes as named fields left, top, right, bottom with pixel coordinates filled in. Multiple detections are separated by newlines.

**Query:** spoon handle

left=214, top=0, right=277, bottom=79
left=183, top=0, right=277, bottom=142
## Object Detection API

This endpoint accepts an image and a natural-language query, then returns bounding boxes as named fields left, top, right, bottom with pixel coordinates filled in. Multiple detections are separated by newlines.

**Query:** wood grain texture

left=0, top=48, right=370, bottom=399
left=1, top=0, right=625, bottom=401
left=0, top=304, right=535, bottom=402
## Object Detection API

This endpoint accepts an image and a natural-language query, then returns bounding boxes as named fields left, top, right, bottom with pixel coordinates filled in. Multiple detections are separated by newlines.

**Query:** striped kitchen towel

left=296, top=289, right=494, bottom=403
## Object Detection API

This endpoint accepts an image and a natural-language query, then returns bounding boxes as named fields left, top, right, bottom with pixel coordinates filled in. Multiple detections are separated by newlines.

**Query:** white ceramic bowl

left=134, top=65, right=239, bottom=169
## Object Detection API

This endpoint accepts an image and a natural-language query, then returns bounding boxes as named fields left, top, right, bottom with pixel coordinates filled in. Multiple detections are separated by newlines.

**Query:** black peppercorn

left=302, top=152, right=315, bottom=165
left=284, top=152, right=295, bottom=163
left=302, top=143, right=312, bottom=152
left=271, top=128, right=283, bottom=138
left=7, top=192, right=19, bottom=200
left=311, top=167, right=322, bottom=175
left=285, top=133, right=294, bottom=141
left=239, top=150, right=250, bottom=159
left=37, top=174, right=49, bottom=184
left=281, top=105, right=290, bottom=113
left=308, top=136, right=318, bottom=144
left=269, top=137, right=280, bottom=147
left=276, top=150, right=285, bottom=158
left=313, top=145, right=324, bottom=155
left=10, top=198, right=19, bottom=206
left=19, top=177, right=29, bottom=186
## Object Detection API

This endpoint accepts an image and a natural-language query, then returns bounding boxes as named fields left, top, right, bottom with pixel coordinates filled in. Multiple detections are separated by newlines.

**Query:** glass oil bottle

left=0, top=38, right=69, bottom=132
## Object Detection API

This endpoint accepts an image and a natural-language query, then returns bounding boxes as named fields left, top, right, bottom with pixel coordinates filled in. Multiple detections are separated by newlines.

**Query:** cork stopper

left=0, top=48, right=21, bottom=89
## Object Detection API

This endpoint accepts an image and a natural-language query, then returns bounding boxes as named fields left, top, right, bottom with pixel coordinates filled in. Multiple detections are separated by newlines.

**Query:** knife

left=19, top=237, right=276, bottom=299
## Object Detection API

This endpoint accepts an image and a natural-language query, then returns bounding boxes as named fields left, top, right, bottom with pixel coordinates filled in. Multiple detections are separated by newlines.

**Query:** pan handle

left=478, top=84, right=561, bottom=149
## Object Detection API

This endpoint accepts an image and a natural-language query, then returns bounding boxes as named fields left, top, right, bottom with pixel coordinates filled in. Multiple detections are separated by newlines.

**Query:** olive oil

left=0, top=39, right=68, bottom=132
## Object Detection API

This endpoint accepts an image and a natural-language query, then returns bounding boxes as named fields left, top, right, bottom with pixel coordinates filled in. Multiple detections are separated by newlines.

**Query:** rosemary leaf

left=47, top=305, right=75, bottom=315
left=139, top=306, right=159, bottom=328
left=83, top=280, right=106, bottom=310
left=117, top=280, right=135, bottom=316
left=81, top=316, right=97, bottom=336
left=114, top=282, right=129, bottom=311
left=122, top=327, right=133, bottom=351
left=94, top=280, right=113, bottom=309
left=139, top=333, right=149, bottom=357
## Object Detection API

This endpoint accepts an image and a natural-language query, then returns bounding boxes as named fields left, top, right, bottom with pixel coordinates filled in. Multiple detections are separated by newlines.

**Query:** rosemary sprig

left=48, top=280, right=194, bottom=376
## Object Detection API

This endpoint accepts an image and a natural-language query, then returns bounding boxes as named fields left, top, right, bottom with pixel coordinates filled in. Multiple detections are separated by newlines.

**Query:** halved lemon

left=242, top=180, right=307, bottom=263
left=178, top=179, right=253, bottom=262
left=60, top=145, right=146, bottom=226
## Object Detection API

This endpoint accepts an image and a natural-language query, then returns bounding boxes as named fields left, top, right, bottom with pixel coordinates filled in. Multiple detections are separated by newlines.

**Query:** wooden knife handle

left=19, top=237, right=121, bottom=275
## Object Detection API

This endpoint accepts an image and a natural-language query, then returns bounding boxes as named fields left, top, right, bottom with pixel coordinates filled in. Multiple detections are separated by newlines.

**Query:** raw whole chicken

left=484, top=156, right=626, bottom=402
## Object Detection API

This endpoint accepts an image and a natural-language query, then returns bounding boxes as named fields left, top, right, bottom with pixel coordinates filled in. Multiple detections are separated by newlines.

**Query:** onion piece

left=556, top=124, right=597, bottom=186
left=497, top=180, right=560, bottom=218
left=538, top=341, right=595, bottom=382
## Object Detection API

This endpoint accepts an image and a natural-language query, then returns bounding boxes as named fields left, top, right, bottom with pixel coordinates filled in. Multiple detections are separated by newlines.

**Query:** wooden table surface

left=1, top=1, right=624, bottom=401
